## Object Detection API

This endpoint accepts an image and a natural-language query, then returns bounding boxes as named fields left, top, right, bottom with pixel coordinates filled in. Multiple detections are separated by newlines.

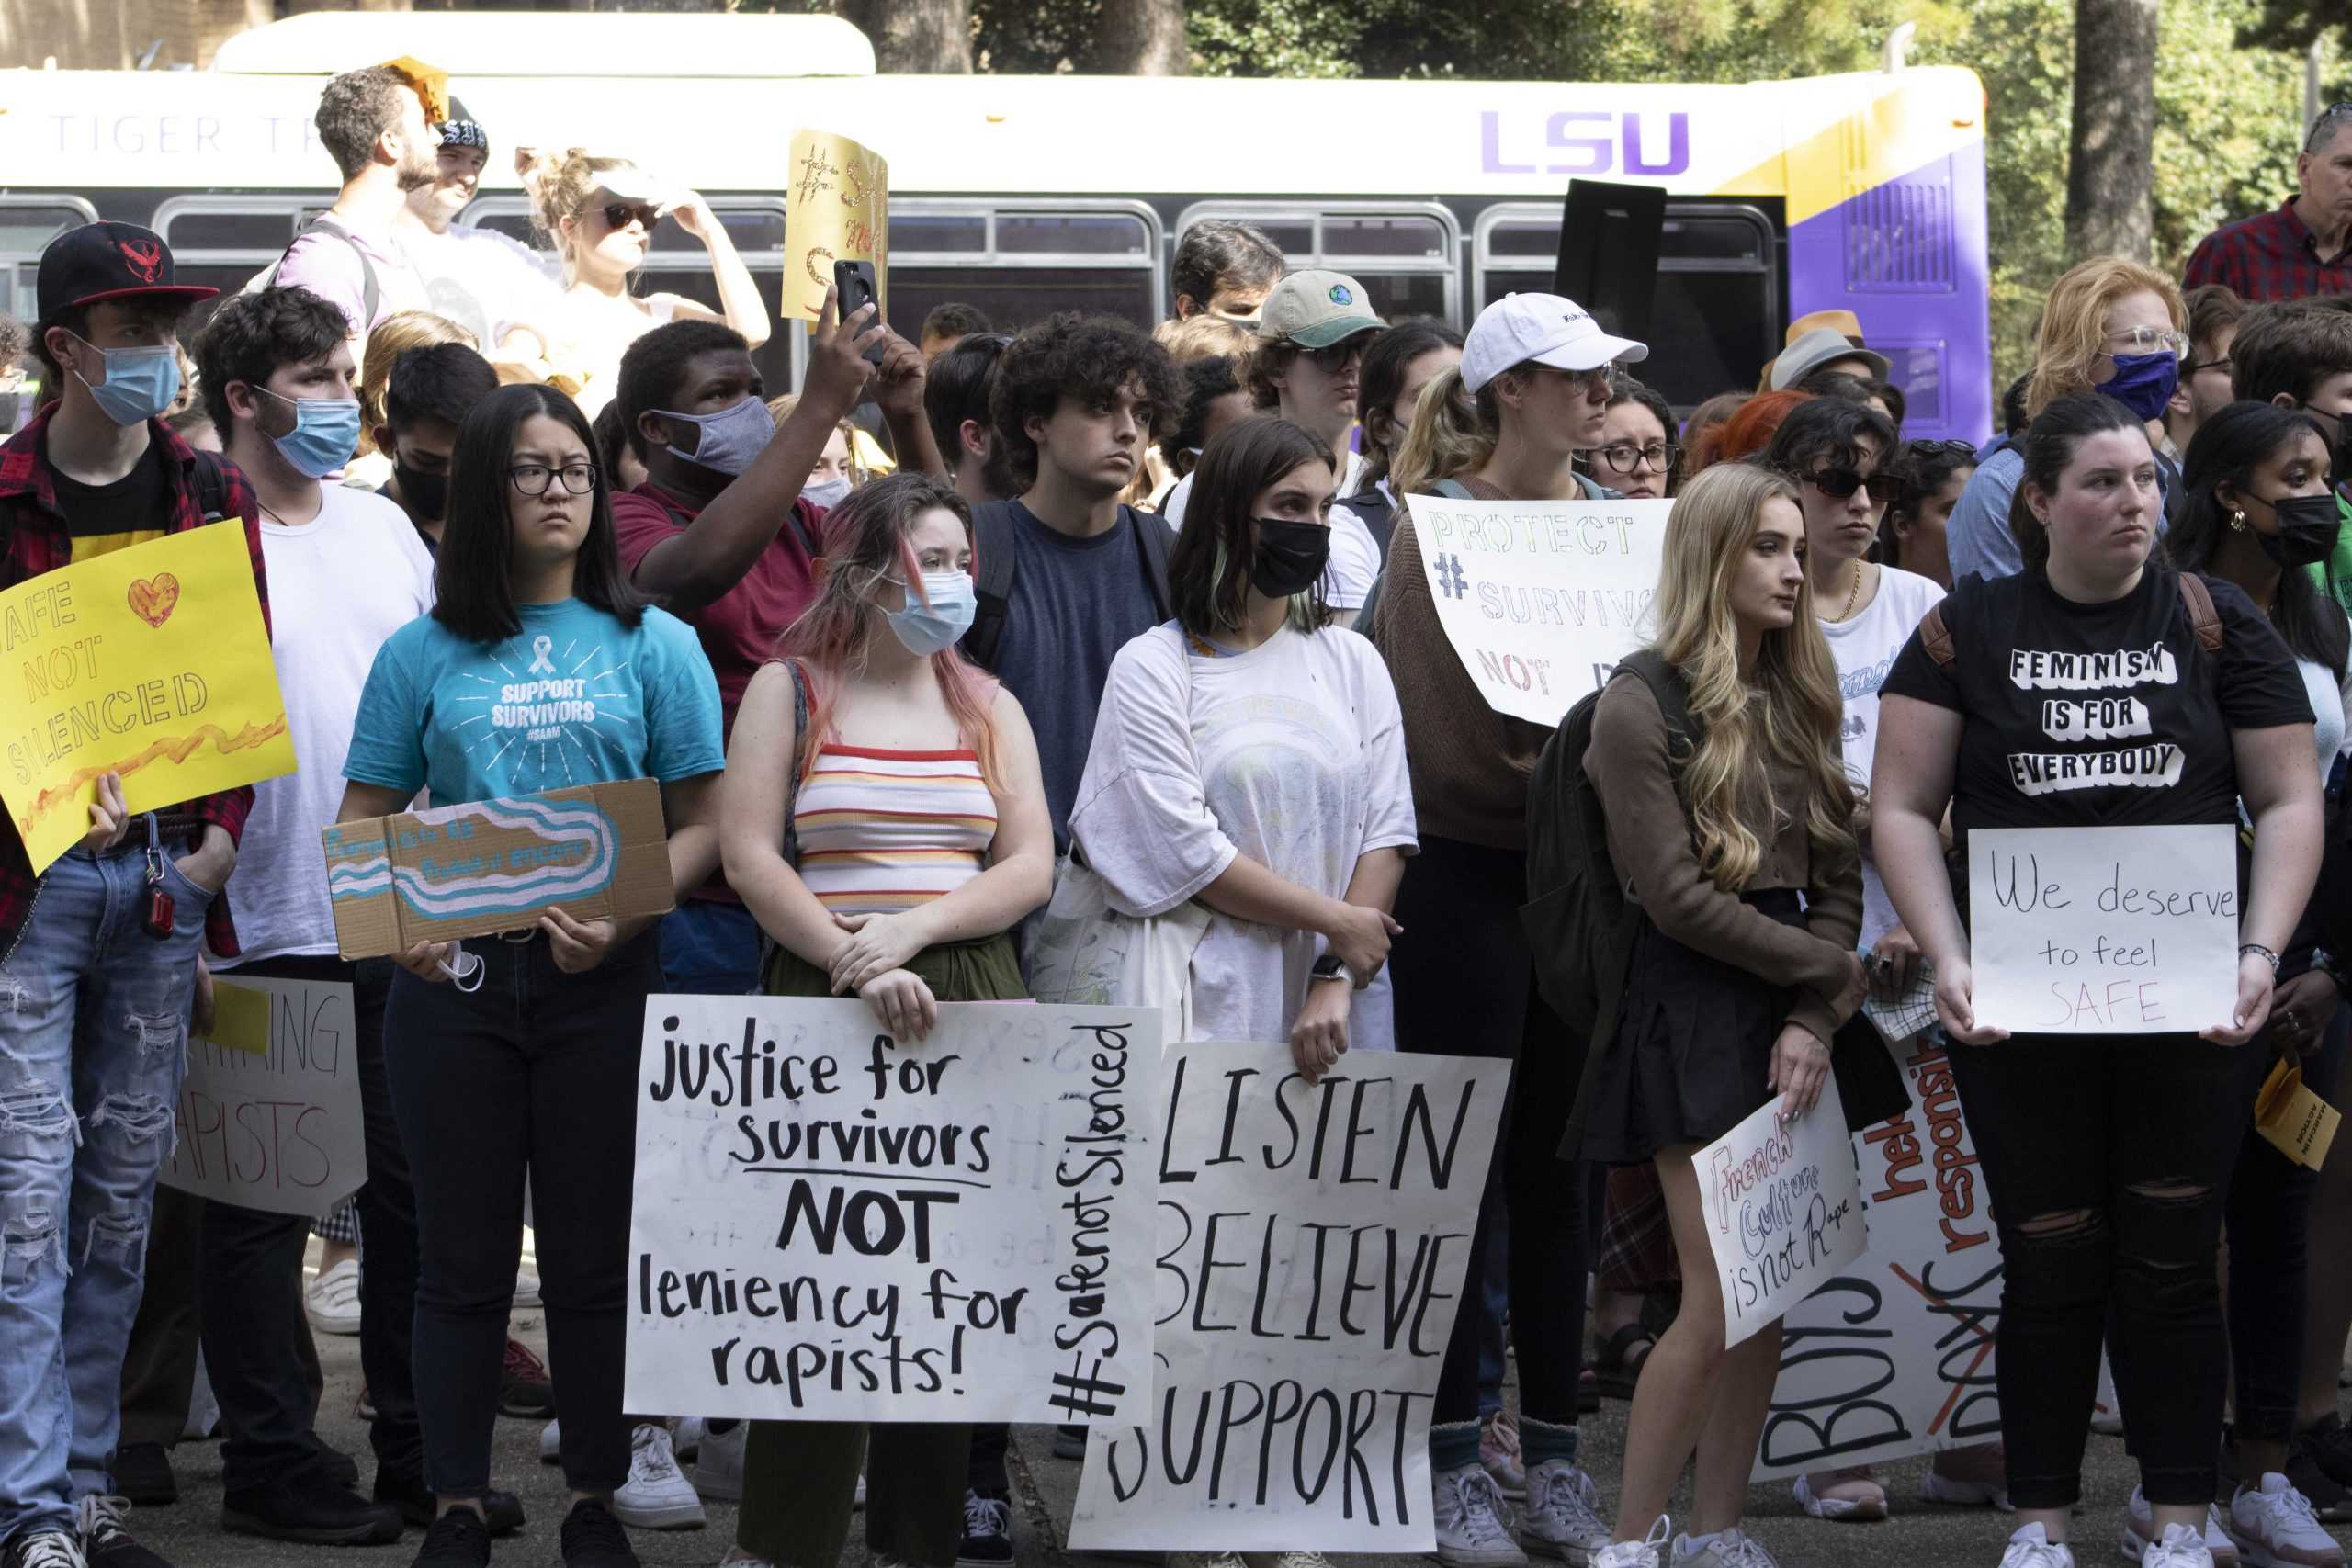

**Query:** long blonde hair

left=1649, top=462, right=1858, bottom=892
left=357, top=310, right=476, bottom=455
left=517, top=146, right=644, bottom=281
left=2024, top=256, right=2185, bottom=417
left=1390, top=366, right=1493, bottom=498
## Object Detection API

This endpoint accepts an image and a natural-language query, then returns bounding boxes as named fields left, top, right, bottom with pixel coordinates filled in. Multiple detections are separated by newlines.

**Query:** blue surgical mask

left=69, top=338, right=180, bottom=427
left=802, top=475, right=853, bottom=510
left=887, top=570, right=977, bottom=657
left=653, top=395, right=773, bottom=478
left=257, top=389, right=362, bottom=479
left=2097, top=351, right=2180, bottom=424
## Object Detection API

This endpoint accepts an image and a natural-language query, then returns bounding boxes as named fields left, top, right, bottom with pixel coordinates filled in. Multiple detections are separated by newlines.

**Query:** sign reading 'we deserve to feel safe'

left=0, top=527, right=293, bottom=873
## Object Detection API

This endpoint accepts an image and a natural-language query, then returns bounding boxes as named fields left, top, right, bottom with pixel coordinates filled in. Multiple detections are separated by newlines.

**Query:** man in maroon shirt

left=2186, top=104, right=2352, bottom=301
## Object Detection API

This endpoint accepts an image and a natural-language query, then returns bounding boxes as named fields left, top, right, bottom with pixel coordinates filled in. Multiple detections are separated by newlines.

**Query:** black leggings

left=1390, top=834, right=1587, bottom=1427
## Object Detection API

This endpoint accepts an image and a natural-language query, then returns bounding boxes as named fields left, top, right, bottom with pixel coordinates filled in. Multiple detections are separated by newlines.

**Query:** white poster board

left=1698, top=1077, right=1867, bottom=1350
left=162, top=976, right=365, bottom=1219
left=624, top=997, right=1159, bottom=1425
left=1966, top=823, right=2238, bottom=1035
left=1069, top=1042, right=1506, bottom=1554
left=1404, top=493, right=1671, bottom=726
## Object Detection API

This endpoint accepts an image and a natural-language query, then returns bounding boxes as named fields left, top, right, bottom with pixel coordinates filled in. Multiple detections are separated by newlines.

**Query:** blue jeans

left=657, top=899, right=762, bottom=996
left=0, top=831, right=212, bottom=1540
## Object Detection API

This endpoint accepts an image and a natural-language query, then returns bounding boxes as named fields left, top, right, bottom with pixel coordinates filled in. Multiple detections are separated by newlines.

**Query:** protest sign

left=1069, top=1043, right=1505, bottom=1554
left=0, top=525, right=292, bottom=874
left=625, top=997, right=1159, bottom=1426
left=322, top=780, right=673, bottom=958
left=783, top=128, right=888, bottom=322
left=1966, top=823, right=2238, bottom=1035
left=1403, top=493, right=1669, bottom=727
left=1698, top=1078, right=1866, bottom=1350
left=161, top=976, right=365, bottom=1219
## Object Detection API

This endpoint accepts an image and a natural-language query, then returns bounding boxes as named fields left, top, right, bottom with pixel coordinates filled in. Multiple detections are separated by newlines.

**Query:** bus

left=0, top=10, right=1992, bottom=440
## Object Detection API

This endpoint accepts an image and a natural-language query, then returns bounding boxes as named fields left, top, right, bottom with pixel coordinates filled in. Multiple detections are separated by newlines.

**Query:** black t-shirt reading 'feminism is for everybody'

left=1878, top=562, right=2313, bottom=863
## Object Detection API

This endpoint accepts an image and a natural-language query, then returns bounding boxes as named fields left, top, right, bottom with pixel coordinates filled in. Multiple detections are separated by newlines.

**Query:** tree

left=1094, top=0, right=1186, bottom=73
left=834, top=0, right=973, bottom=71
left=2064, top=0, right=2157, bottom=259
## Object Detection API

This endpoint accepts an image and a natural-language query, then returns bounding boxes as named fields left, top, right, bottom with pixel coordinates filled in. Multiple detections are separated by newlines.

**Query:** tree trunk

left=1092, top=0, right=1185, bottom=75
left=842, top=0, right=972, bottom=73
left=2064, top=0, right=2156, bottom=260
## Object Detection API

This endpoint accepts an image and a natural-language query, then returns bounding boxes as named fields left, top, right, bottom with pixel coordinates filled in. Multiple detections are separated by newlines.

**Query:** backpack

left=190, top=450, right=229, bottom=523
left=1917, top=568, right=2223, bottom=666
left=964, top=502, right=1173, bottom=671
left=259, top=216, right=381, bottom=329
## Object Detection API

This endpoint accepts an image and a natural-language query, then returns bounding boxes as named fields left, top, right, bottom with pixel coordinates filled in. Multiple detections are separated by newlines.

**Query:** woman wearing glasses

left=1946, top=257, right=2188, bottom=583
left=340, top=383, right=725, bottom=1568
left=1588, top=377, right=1682, bottom=500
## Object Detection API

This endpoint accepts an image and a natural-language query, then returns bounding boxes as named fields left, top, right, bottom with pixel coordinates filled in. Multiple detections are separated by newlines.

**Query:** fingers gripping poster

left=625, top=997, right=1158, bottom=1425
left=1069, top=1043, right=1506, bottom=1554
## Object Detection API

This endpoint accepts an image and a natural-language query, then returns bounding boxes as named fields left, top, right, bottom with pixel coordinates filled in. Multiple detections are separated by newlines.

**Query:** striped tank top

left=793, top=745, right=998, bottom=913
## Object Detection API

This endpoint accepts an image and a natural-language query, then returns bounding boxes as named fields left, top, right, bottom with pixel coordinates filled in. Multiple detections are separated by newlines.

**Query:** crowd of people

left=6, top=45, right=2352, bottom=1568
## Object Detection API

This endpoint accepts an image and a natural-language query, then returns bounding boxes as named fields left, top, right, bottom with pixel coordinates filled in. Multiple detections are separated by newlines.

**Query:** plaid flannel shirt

left=2184, top=197, right=2352, bottom=302
left=0, top=408, right=269, bottom=958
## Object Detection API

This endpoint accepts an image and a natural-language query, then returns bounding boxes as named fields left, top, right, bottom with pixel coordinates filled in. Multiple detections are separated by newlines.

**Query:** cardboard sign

left=1403, top=494, right=1669, bottom=727
left=162, top=976, right=366, bottom=1219
left=1966, top=823, right=2238, bottom=1035
left=2256, top=1057, right=2341, bottom=1170
left=783, top=128, right=888, bottom=323
left=1698, top=1077, right=1867, bottom=1350
left=322, top=780, right=672, bottom=958
left=625, top=997, right=1160, bottom=1425
left=1069, top=1043, right=1505, bottom=1554
left=0, top=525, right=294, bottom=874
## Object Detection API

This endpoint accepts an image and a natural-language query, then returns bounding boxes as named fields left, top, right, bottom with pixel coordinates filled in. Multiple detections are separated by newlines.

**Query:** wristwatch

left=1310, top=953, right=1349, bottom=984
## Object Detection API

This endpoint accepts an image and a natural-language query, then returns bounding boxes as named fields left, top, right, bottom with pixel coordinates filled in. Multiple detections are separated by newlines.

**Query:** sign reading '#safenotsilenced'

left=1405, top=493, right=1671, bottom=727
left=623, top=997, right=1159, bottom=1425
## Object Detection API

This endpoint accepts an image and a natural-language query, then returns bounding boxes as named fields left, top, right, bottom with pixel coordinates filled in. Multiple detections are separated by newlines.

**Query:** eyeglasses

left=1804, top=467, right=1901, bottom=502
left=602, top=202, right=660, bottom=232
left=1594, top=440, right=1678, bottom=475
left=2186, top=355, right=2233, bottom=378
left=1301, top=337, right=1372, bottom=375
left=2107, top=324, right=2189, bottom=358
left=508, top=462, right=599, bottom=496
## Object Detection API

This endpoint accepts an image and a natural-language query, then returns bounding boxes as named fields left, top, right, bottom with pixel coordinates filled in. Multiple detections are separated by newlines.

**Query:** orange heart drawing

left=127, top=573, right=180, bottom=629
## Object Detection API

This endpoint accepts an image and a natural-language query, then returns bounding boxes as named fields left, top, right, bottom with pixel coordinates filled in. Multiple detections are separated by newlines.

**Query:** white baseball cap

left=1460, top=293, right=1648, bottom=393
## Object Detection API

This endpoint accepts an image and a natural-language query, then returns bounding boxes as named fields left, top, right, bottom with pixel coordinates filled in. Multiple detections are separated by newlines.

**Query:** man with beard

left=392, top=107, right=565, bottom=378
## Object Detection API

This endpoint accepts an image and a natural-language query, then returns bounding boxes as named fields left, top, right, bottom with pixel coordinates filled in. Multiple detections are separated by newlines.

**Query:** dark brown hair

left=1165, top=417, right=1334, bottom=637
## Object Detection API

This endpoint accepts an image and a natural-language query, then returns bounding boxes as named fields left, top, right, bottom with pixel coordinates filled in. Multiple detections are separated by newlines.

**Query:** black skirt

left=1578, top=888, right=1906, bottom=1166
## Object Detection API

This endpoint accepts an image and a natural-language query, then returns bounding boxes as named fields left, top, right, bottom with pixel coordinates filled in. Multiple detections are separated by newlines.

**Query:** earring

left=2230, top=508, right=2246, bottom=532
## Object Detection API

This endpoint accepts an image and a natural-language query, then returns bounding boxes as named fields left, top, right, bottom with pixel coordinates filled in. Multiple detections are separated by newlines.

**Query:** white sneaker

left=1674, top=1527, right=1781, bottom=1567
left=1920, top=1448, right=2014, bottom=1514
left=673, top=1416, right=705, bottom=1461
left=304, top=1257, right=362, bottom=1336
left=691, top=1419, right=744, bottom=1502
left=1244, top=1555, right=1335, bottom=1568
left=2143, top=1521, right=2216, bottom=1568
left=2228, top=1473, right=2345, bottom=1566
left=2123, top=1488, right=2239, bottom=1565
left=2004, top=1522, right=2076, bottom=1568
left=1794, top=1467, right=1888, bottom=1522
left=1596, top=1517, right=1673, bottom=1568
left=514, top=1266, right=542, bottom=1308
left=1520, top=1459, right=1611, bottom=1562
left=612, top=1422, right=706, bottom=1529
left=1165, top=1555, right=1246, bottom=1568
left=539, top=1417, right=561, bottom=1464
left=1433, top=1463, right=1531, bottom=1567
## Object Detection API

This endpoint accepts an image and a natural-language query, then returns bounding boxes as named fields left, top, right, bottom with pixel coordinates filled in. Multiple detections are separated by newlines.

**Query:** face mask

left=1250, top=518, right=1331, bottom=599
left=2252, top=491, right=2343, bottom=569
left=70, top=339, right=180, bottom=427
left=802, top=476, right=852, bottom=510
left=394, top=461, right=449, bottom=520
left=653, top=395, right=772, bottom=479
left=258, top=389, right=361, bottom=479
left=886, top=570, right=977, bottom=657
left=2096, top=351, right=2180, bottom=424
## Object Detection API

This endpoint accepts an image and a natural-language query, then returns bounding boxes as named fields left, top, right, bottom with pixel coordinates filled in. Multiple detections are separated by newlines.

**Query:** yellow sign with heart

left=0, top=524, right=294, bottom=874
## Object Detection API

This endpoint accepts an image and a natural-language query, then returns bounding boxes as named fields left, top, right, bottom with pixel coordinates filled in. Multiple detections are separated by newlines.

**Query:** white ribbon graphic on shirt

left=526, top=635, right=554, bottom=675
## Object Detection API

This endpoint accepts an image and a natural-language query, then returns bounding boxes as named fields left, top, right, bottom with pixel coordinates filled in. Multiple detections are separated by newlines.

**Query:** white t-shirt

left=404, top=224, right=566, bottom=355
left=2294, top=652, right=2352, bottom=782
left=1162, top=450, right=1379, bottom=611
left=1819, top=564, right=1947, bottom=951
left=215, top=487, right=436, bottom=967
left=1070, top=621, right=1419, bottom=1051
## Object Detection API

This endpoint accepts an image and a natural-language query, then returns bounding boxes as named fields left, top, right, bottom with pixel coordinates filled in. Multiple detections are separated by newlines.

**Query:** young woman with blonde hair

left=343, top=309, right=475, bottom=486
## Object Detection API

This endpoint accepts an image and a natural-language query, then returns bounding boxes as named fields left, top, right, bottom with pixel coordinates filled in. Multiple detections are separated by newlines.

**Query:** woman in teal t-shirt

left=340, top=383, right=723, bottom=1568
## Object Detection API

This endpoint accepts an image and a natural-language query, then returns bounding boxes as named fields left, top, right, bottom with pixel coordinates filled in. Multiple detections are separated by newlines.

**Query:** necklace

left=1830, top=560, right=1865, bottom=623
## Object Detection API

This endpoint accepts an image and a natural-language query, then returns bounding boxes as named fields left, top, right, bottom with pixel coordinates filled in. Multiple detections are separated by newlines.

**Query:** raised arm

left=665, top=193, right=771, bottom=349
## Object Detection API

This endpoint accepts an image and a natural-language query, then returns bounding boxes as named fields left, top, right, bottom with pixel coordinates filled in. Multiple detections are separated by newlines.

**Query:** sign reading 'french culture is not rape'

left=1698, top=1077, right=1867, bottom=1350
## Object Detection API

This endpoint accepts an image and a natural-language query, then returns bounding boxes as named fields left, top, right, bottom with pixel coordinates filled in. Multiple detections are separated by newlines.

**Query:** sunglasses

left=602, top=202, right=661, bottom=231
left=1301, top=337, right=1373, bottom=375
left=1904, top=438, right=1976, bottom=459
left=1804, top=467, right=1901, bottom=502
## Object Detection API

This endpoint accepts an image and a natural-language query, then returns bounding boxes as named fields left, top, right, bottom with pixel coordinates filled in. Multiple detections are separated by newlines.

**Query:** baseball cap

left=436, top=95, right=489, bottom=154
left=1770, top=327, right=1891, bottom=390
left=1255, top=270, right=1386, bottom=350
left=36, top=222, right=216, bottom=312
left=1460, top=293, right=1647, bottom=393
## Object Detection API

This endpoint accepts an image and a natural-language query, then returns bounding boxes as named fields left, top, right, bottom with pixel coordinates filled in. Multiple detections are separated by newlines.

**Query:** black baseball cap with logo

left=36, top=221, right=217, bottom=313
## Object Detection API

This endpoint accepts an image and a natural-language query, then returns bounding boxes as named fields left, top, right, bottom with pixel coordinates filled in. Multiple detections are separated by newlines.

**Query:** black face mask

left=1250, top=518, right=1330, bottom=599
left=2252, top=491, right=2343, bottom=569
left=395, top=461, right=448, bottom=522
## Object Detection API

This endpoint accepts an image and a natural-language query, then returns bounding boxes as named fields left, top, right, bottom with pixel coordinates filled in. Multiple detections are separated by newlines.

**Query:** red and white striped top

left=793, top=744, right=997, bottom=913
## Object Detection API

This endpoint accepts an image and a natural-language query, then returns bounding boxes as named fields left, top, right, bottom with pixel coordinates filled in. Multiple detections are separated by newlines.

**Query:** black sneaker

left=374, top=1472, right=526, bottom=1537
left=410, top=1507, right=492, bottom=1568
left=2287, top=1432, right=2352, bottom=1523
left=222, top=1466, right=403, bottom=1546
left=956, top=1489, right=1013, bottom=1567
left=1051, top=1425, right=1086, bottom=1461
left=315, top=1440, right=362, bottom=1490
left=559, top=1499, right=639, bottom=1568
left=108, top=1446, right=175, bottom=1509
left=75, top=1496, right=168, bottom=1568
left=2303, top=1412, right=2352, bottom=1491
left=1, top=1528, right=85, bottom=1568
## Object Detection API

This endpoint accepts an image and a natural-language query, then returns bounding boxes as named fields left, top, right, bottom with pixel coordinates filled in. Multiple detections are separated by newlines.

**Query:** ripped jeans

left=0, top=832, right=211, bottom=1540
left=1948, top=1031, right=2244, bottom=1510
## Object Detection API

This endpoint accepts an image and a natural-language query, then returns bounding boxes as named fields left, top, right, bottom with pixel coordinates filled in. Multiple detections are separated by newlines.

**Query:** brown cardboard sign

left=322, top=780, right=673, bottom=959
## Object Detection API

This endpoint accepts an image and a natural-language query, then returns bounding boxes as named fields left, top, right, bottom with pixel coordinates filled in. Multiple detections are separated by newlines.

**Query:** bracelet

left=2318, top=947, right=2352, bottom=996
left=2240, top=943, right=2283, bottom=975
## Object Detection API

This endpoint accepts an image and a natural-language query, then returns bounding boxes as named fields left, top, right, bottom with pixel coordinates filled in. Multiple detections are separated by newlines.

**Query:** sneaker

left=1052, top=1425, right=1086, bottom=1461
left=108, top=1445, right=175, bottom=1509
left=672, top=1417, right=705, bottom=1462
left=2003, top=1522, right=2076, bottom=1568
left=1483, top=1410, right=1528, bottom=1501
left=221, top=1468, right=403, bottom=1546
left=690, top=1420, right=743, bottom=1503
left=0, top=1530, right=84, bottom=1568
left=409, top=1508, right=490, bottom=1568
left=1794, top=1466, right=1888, bottom=1522
left=317, top=1440, right=362, bottom=1490
left=499, top=1339, right=554, bottom=1419
left=1245, top=1555, right=1335, bottom=1568
left=540, top=1418, right=561, bottom=1464
left=2093, top=1410, right=2127, bottom=1438
left=2301, top=1416, right=2352, bottom=1493
left=1922, top=1446, right=2013, bottom=1513
left=1597, top=1518, right=1673, bottom=1568
left=2144, top=1521, right=2217, bottom=1568
left=1674, top=1528, right=1781, bottom=1566
left=514, top=1267, right=542, bottom=1309
left=2227, top=1473, right=2344, bottom=1566
left=560, top=1498, right=640, bottom=1567
left=305, top=1257, right=363, bottom=1336
left=75, top=1496, right=171, bottom=1567
left=1521, top=1459, right=1611, bottom=1562
left=2123, top=1488, right=2238, bottom=1565
left=1166, top=1556, right=1246, bottom=1568
left=957, top=1490, right=1012, bottom=1567
left=611, top=1424, right=704, bottom=1530
left=718, top=1552, right=774, bottom=1568
left=372, top=1472, right=524, bottom=1535
left=2287, top=1434, right=2352, bottom=1523
left=1433, top=1463, right=1530, bottom=1567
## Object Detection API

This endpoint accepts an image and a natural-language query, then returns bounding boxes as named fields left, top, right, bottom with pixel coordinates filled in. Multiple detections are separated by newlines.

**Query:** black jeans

left=386, top=932, right=658, bottom=1499
left=198, top=955, right=421, bottom=1492
left=1391, top=833, right=1587, bottom=1427
left=1949, top=1032, right=2245, bottom=1508
left=117, top=1185, right=203, bottom=1451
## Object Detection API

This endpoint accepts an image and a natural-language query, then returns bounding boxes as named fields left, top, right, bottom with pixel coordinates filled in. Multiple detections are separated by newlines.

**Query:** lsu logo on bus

left=1480, top=111, right=1691, bottom=177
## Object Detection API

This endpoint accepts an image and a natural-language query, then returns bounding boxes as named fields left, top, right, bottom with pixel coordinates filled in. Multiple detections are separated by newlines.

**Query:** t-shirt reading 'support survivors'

left=1878, top=564, right=2312, bottom=869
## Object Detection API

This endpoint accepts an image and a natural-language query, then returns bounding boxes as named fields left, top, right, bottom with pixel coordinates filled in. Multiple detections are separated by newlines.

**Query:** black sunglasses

left=603, top=201, right=661, bottom=231
left=1904, top=438, right=1976, bottom=460
left=1804, top=467, right=1901, bottom=502
left=1300, top=336, right=1374, bottom=375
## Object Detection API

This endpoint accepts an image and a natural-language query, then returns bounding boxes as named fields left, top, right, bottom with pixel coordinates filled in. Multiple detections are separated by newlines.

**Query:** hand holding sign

left=1698, top=1077, right=1866, bottom=1349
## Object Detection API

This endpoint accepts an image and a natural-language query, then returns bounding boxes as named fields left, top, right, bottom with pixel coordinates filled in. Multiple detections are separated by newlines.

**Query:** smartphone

left=831, top=259, right=888, bottom=365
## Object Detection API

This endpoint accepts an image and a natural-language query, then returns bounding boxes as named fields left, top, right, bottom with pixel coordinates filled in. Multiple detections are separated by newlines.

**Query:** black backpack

left=963, top=502, right=1174, bottom=671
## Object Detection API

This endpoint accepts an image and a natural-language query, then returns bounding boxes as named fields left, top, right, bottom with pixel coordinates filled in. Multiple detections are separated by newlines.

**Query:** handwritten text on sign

left=161, top=976, right=366, bottom=1220
left=1405, top=494, right=1671, bottom=727
left=1069, top=1043, right=1504, bottom=1553
left=1967, top=823, right=2237, bottom=1034
left=1701, top=1077, right=1866, bottom=1350
left=624, top=997, right=1158, bottom=1424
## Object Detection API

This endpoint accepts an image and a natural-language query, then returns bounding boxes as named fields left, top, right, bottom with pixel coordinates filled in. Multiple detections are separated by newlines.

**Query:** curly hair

left=193, top=286, right=352, bottom=441
left=616, top=318, right=750, bottom=462
left=517, top=147, right=646, bottom=270
left=314, top=66, right=416, bottom=181
left=989, top=312, right=1179, bottom=490
left=1159, top=353, right=1248, bottom=474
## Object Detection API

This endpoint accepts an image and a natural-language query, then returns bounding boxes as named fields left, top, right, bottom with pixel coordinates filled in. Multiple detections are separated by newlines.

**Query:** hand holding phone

left=831, top=260, right=889, bottom=366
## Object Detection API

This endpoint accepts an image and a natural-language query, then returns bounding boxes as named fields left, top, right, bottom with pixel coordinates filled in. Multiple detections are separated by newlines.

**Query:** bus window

left=887, top=201, right=1163, bottom=335
left=1171, top=203, right=1458, bottom=328
left=889, top=213, right=988, bottom=253
left=0, top=197, right=98, bottom=320
left=886, top=268, right=1158, bottom=336
left=996, top=213, right=1150, bottom=255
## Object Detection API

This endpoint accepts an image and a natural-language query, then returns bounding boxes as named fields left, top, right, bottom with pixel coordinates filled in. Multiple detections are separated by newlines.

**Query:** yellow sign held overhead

left=783, top=128, right=888, bottom=323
